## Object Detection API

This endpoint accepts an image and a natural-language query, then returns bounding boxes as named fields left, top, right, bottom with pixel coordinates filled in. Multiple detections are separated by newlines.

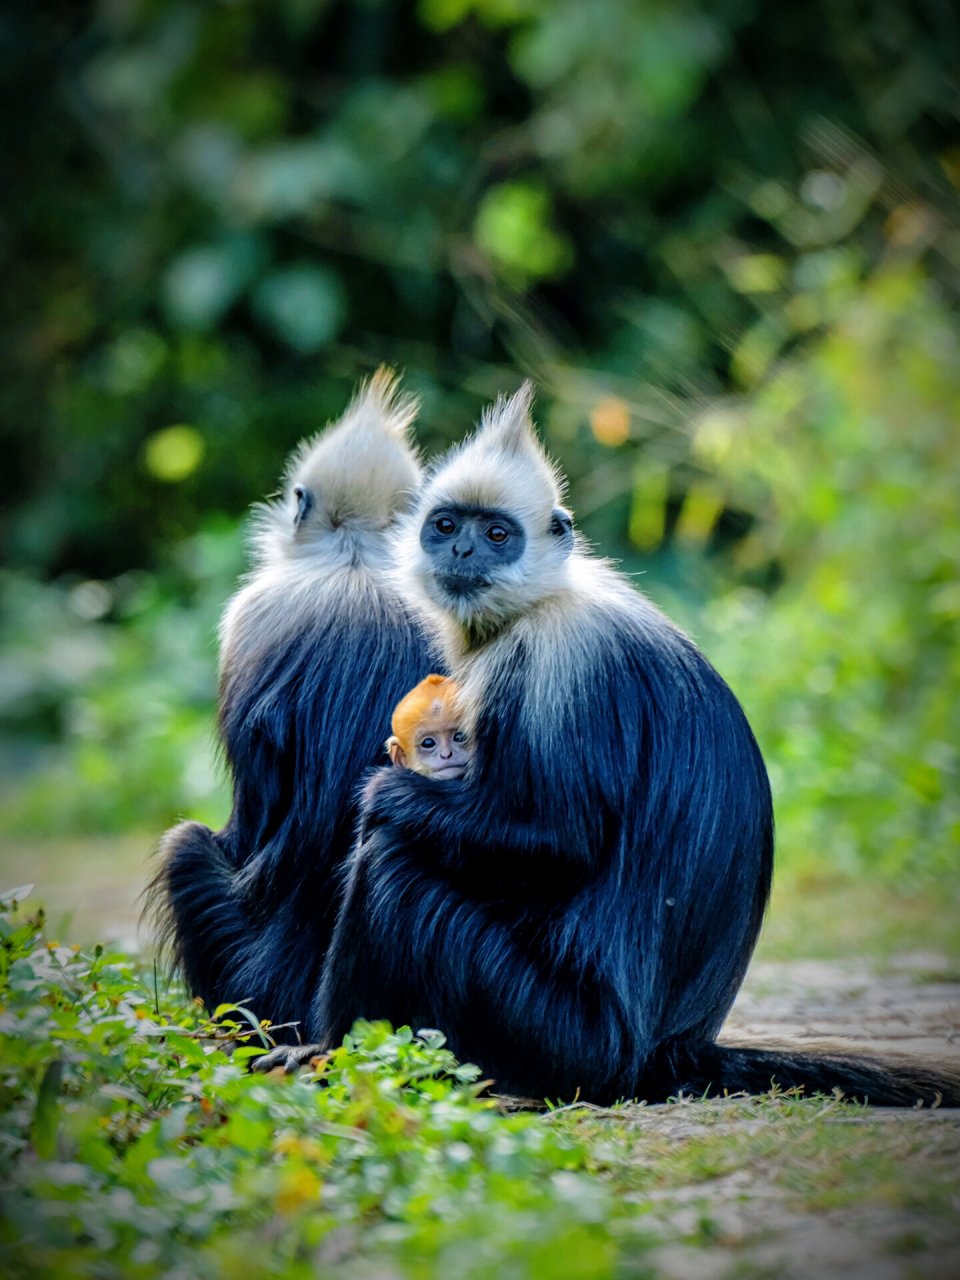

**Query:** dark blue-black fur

left=150, top=589, right=434, bottom=1035
left=304, top=592, right=960, bottom=1107
left=310, top=600, right=777, bottom=1101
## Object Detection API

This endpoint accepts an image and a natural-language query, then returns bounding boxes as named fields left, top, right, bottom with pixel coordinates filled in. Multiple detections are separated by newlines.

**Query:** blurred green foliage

left=697, top=266, right=960, bottom=880
left=0, top=528, right=240, bottom=835
left=1, top=0, right=958, bottom=883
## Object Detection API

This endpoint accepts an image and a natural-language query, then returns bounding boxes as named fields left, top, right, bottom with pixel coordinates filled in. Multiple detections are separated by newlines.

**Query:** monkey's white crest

left=394, top=382, right=575, bottom=644
left=251, top=367, right=422, bottom=568
left=425, top=381, right=563, bottom=529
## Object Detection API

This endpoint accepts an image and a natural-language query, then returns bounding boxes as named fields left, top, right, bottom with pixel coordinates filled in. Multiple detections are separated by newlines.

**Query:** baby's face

left=412, top=701, right=470, bottom=779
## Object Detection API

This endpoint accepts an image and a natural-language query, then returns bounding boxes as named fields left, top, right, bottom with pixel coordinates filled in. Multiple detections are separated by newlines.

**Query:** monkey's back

left=220, top=564, right=434, bottom=878
left=153, top=557, right=436, bottom=1031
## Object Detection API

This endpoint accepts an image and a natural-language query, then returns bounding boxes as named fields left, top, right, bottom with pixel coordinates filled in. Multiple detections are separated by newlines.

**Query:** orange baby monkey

left=386, top=674, right=470, bottom=780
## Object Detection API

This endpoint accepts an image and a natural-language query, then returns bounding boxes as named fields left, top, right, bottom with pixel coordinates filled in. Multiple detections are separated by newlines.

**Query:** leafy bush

left=0, top=525, right=239, bottom=836
left=0, top=888, right=624, bottom=1280
left=686, top=265, right=960, bottom=881
left=6, top=1, right=957, bottom=578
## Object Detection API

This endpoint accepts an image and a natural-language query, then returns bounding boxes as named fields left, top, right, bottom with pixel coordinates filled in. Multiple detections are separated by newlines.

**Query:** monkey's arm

left=306, top=821, right=634, bottom=1100
left=361, top=768, right=598, bottom=875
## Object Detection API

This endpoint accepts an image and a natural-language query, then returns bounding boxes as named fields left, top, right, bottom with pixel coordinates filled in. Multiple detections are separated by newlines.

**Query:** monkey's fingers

left=250, top=1043, right=325, bottom=1075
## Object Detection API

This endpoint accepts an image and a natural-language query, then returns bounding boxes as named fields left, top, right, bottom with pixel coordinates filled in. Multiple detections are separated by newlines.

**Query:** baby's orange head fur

left=390, top=674, right=457, bottom=746
left=386, top=674, right=469, bottom=778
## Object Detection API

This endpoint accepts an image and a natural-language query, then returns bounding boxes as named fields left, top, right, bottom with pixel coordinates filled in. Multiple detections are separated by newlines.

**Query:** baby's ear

left=386, top=736, right=407, bottom=768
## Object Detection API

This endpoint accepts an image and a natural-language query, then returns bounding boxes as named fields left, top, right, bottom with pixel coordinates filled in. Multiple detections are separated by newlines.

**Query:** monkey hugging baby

left=149, top=369, right=960, bottom=1107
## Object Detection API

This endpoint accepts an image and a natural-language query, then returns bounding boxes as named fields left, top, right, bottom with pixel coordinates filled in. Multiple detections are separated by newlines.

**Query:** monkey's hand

left=250, top=1043, right=327, bottom=1075
left=360, top=763, right=596, bottom=880
left=362, top=767, right=459, bottom=835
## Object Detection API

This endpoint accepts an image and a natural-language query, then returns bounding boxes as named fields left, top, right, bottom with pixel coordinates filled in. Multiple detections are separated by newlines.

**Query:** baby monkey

left=386, top=674, right=470, bottom=780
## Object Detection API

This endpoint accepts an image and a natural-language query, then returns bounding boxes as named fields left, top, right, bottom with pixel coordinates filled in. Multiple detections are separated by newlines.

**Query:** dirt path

left=619, top=1097, right=960, bottom=1280
left=626, top=955, right=960, bottom=1280
left=727, top=952, right=960, bottom=1061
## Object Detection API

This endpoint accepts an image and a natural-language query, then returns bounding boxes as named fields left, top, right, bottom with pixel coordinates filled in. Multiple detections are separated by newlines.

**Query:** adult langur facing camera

left=148, top=370, right=435, bottom=1032
left=259, top=383, right=960, bottom=1107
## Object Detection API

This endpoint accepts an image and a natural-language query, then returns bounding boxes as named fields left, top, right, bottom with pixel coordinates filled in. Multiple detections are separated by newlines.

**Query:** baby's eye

left=419, top=737, right=436, bottom=751
left=453, top=730, right=468, bottom=743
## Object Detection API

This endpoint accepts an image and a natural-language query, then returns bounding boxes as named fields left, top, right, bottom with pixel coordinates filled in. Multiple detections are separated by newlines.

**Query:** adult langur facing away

left=258, top=383, right=960, bottom=1107
left=148, top=370, right=436, bottom=1033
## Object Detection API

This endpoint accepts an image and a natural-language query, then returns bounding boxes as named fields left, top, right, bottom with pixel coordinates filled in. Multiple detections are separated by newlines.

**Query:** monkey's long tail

left=649, top=1038, right=960, bottom=1107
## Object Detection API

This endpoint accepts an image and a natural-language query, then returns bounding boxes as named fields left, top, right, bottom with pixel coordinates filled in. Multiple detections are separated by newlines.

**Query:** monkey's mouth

left=435, top=572, right=491, bottom=598
left=427, top=764, right=467, bottom=780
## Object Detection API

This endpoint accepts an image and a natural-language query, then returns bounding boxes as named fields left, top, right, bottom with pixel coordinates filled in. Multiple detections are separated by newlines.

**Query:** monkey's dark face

left=420, top=505, right=526, bottom=600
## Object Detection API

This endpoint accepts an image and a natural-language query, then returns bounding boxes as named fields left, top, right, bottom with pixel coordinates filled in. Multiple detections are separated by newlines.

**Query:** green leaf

left=30, top=1058, right=63, bottom=1159
left=162, top=236, right=265, bottom=331
left=474, top=182, right=573, bottom=285
left=251, top=264, right=346, bottom=353
left=143, top=426, right=206, bottom=484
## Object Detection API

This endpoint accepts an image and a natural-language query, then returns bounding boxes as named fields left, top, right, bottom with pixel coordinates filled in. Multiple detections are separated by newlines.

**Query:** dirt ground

left=631, top=954, right=960, bottom=1280
left=727, top=951, right=960, bottom=1061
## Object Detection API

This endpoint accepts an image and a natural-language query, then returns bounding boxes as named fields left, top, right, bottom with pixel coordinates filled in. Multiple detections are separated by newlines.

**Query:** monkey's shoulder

left=220, top=562, right=420, bottom=670
left=472, top=559, right=734, bottom=743
left=511, top=560, right=687, bottom=665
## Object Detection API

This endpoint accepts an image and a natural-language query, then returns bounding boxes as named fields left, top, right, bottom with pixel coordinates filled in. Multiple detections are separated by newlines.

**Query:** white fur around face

left=251, top=367, right=422, bottom=570
left=449, top=552, right=667, bottom=734
left=220, top=368, right=423, bottom=669
left=391, top=384, right=574, bottom=648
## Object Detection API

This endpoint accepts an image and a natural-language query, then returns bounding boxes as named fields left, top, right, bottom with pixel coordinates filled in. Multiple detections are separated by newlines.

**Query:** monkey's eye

left=453, top=730, right=468, bottom=743
left=293, top=486, right=313, bottom=527
left=435, top=516, right=456, bottom=536
left=486, top=524, right=509, bottom=544
left=419, top=737, right=437, bottom=751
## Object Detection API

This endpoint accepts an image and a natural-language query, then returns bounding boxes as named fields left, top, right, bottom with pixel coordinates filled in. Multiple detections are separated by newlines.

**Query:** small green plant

left=0, top=887, right=618, bottom=1280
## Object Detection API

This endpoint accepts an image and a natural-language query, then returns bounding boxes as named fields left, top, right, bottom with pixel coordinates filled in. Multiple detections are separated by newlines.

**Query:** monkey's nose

left=452, top=543, right=474, bottom=558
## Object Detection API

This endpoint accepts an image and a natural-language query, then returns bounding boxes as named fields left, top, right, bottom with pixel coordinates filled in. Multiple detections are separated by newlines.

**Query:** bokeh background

left=1, top=0, right=958, bottom=948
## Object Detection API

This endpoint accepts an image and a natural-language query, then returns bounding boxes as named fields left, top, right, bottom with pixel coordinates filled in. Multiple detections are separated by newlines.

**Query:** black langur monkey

left=262, top=384, right=958, bottom=1107
left=148, top=370, right=436, bottom=1032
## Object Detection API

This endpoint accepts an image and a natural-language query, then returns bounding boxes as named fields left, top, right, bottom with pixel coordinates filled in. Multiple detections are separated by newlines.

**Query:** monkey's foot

left=250, top=1043, right=326, bottom=1074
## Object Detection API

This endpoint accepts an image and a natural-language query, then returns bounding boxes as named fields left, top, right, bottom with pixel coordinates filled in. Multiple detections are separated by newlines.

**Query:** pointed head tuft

left=361, top=365, right=420, bottom=440
left=253, top=368, right=422, bottom=565
left=478, top=381, right=537, bottom=455
left=422, top=380, right=563, bottom=519
left=394, top=383, right=575, bottom=643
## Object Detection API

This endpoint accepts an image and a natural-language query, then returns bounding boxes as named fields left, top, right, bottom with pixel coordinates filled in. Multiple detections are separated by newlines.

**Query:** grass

left=0, top=866, right=957, bottom=1280
left=755, top=866, right=960, bottom=967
